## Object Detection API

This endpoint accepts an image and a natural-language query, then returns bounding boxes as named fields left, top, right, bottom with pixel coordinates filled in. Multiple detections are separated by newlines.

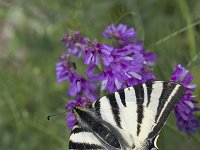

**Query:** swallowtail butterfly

left=69, top=81, right=185, bottom=150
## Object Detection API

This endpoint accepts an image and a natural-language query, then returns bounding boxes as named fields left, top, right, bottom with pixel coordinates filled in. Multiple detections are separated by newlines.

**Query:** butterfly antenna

left=47, top=111, right=68, bottom=120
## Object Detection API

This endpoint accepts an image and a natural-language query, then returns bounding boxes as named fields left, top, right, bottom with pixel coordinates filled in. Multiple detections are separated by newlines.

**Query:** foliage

left=0, top=0, right=200, bottom=149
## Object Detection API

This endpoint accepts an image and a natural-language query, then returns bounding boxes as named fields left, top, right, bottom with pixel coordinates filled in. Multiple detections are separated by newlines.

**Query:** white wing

left=69, top=124, right=104, bottom=149
left=68, top=81, right=185, bottom=149
left=91, top=81, right=185, bottom=148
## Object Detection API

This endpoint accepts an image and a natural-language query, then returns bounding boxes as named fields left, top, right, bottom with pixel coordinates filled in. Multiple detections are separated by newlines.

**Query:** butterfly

left=68, top=81, right=186, bottom=150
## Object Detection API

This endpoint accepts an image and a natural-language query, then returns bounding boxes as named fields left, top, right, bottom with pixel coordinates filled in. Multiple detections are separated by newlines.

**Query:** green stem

left=178, top=0, right=196, bottom=58
left=150, top=19, right=200, bottom=47
left=115, top=11, right=136, bottom=24
left=186, top=50, right=200, bottom=68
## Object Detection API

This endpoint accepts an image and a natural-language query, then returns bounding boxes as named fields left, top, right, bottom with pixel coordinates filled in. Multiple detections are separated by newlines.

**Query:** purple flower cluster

left=171, top=64, right=200, bottom=134
left=56, top=23, right=199, bottom=133
left=89, top=47, right=156, bottom=92
left=103, top=24, right=137, bottom=48
left=83, top=25, right=156, bottom=92
left=83, top=42, right=114, bottom=66
left=56, top=52, right=96, bottom=101
left=61, top=32, right=88, bottom=57
left=102, top=24, right=136, bottom=40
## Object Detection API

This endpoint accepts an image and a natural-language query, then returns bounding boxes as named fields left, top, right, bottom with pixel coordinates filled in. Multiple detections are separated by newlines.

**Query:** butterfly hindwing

left=69, top=124, right=104, bottom=149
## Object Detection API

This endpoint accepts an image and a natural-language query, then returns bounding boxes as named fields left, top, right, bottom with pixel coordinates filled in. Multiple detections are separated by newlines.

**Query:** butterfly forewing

left=92, top=81, right=185, bottom=147
left=69, top=81, right=186, bottom=150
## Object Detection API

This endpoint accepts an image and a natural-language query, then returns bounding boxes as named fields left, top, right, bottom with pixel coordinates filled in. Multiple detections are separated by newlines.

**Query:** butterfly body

left=69, top=81, right=186, bottom=150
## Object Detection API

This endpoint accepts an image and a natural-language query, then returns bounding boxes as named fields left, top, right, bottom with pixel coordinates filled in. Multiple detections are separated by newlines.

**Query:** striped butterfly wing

left=91, top=81, right=185, bottom=148
left=69, top=81, right=185, bottom=149
left=69, top=124, right=104, bottom=149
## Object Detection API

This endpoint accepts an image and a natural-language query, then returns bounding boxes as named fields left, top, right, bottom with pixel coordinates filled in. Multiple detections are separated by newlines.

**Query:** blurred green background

left=0, top=0, right=200, bottom=149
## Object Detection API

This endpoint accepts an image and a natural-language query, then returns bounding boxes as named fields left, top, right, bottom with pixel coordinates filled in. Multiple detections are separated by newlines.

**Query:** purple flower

left=79, top=77, right=97, bottom=101
left=56, top=53, right=75, bottom=83
left=85, top=65, right=96, bottom=76
left=84, top=49, right=99, bottom=65
left=103, top=23, right=136, bottom=41
left=56, top=53, right=97, bottom=101
left=66, top=97, right=88, bottom=129
left=143, top=52, right=157, bottom=67
left=127, top=68, right=156, bottom=86
left=90, top=46, right=155, bottom=92
left=61, top=32, right=89, bottom=57
left=174, top=94, right=200, bottom=134
left=123, top=41, right=156, bottom=67
left=66, top=113, right=76, bottom=130
left=67, top=76, right=97, bottom=101
left=66, top=97, right=88, bottom=111
left=59, top=26, right=156, bottom=95
left=171, top=64, right=196, bottom=92
left=67, top=74, right=82, bottom=97
left=83, top=42, right=114, bottom=66
left=171, top=64, right=200, bottom=134
left=91, top=68, right=124, bottom=92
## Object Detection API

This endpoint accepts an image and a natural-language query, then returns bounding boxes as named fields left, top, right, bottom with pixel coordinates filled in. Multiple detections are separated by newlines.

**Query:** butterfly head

left=72, top=106, right=98, bottom=129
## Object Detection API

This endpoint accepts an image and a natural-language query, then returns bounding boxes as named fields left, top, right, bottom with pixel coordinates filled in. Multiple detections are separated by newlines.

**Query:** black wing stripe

left=118, top=89, right=126, bottom=107
left=94, top=100, right=102, bottom=119
left=69, top=141, right=103, bottom=149
left=106, top=93, right=122, bottom=128
left=71, top=125, right=91, bottom=134
left=71, top=127, right=85, bottom=134
left=146, top=82, right=153, bottom=107
left=155, top=82, right=176, bottom=122
left=134, top=84, right=144, bottom=136
left=148, top=84, right=185, bottom=138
